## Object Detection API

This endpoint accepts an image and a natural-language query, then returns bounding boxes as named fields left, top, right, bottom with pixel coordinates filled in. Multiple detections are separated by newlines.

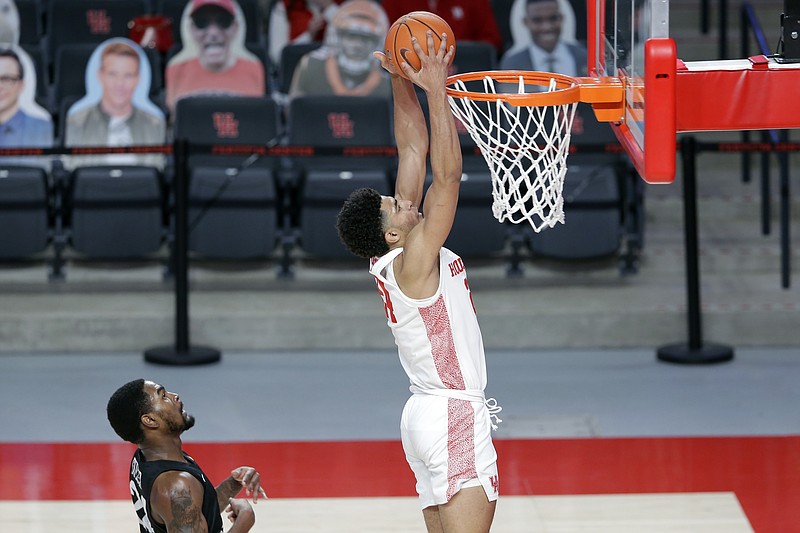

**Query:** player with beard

left=107, top=379, right=267, bottom=533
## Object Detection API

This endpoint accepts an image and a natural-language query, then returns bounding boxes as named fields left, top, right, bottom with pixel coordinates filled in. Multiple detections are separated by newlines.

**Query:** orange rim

left=446, top=70, right=581, bottom=106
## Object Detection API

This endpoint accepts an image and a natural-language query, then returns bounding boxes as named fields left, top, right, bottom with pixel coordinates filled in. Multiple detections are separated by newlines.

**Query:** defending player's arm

left=150, top=471, right=255, bottom=533
left=396, top=32, right=461, bottom=285
left=223, top=499, right=256, bottom=532
left=373, top=51, right=428, bottom=208
left=150, top=472, right=209, bottom=533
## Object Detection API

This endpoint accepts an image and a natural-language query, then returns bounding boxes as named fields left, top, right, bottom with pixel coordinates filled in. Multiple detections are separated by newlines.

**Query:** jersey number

left=375, top=279, right=397, bottom=323
left=130, top=480, right=156, bottom=533
left=465, top=278, right=476, bottom=314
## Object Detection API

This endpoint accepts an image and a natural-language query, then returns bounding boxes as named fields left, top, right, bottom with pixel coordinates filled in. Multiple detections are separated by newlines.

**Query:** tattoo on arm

left=216, top=476, right=241, bottom=505
left=168, top=488, right=204, bottom=532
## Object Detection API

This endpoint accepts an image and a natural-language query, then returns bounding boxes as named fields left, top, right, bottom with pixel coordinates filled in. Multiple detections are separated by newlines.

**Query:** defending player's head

left=107, top=379, right=150, bottom=444
left=337, top=187, right=390, bottom=259
left=107, top=379, right=196, bottom=444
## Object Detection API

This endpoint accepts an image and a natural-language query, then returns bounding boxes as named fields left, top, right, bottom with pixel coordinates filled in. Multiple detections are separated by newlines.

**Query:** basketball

left=384, top=11, right=456, bottom=79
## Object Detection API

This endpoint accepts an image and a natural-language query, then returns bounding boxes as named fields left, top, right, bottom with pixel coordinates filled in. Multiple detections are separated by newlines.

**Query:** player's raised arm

left=396, top=32, right=461, bottom=280
left=374, top=50, right=428, bottom=208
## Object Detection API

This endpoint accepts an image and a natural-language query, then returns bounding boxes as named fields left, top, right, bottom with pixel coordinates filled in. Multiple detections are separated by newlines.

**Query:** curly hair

left=336, top=187, right=390, bottom=259
left=107, top=379, right=150, bottom=444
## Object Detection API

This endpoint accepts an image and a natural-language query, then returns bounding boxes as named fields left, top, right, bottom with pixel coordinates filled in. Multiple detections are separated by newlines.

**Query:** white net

left=447, top=75, right=578, bottom=232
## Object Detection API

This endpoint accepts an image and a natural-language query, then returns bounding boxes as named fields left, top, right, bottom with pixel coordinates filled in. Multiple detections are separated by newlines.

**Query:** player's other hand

left=374, top=51, right=401, bottom=77
left=225, top=498, right=255, bottom=530
left=230, top=466, right=268, bottom=502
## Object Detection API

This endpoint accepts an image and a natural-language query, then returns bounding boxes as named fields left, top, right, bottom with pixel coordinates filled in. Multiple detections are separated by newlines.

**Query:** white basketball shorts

left=400, top=393, right=499, bottom=509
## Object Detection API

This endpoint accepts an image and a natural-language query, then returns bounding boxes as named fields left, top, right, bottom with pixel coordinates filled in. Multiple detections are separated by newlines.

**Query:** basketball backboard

left=589, top=0, right=677, bottom=183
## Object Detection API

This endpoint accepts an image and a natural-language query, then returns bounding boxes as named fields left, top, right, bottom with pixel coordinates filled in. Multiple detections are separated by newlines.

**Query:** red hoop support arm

left=676, top=55, right=800, bottom=132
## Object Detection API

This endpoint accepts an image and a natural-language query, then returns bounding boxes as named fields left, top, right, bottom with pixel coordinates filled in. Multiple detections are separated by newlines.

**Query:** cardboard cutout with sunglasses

left=164, top=0, right=265, bottom=113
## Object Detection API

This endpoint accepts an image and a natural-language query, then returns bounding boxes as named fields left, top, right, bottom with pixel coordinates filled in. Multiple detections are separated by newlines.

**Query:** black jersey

left=129, top=449, right=224, bottom=533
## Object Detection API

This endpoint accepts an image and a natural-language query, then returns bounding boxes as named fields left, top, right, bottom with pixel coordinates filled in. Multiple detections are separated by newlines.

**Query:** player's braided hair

left=336, top=187, right=390, bottom=259
left=107, top=379, right=150, bottom=444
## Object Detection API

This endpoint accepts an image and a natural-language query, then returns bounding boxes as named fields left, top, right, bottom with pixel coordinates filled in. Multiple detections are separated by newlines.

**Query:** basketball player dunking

left=336, top=32, right=501, bottom=533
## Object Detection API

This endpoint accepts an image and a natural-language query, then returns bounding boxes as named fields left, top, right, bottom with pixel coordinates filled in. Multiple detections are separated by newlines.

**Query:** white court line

left=0, top=493, right=753, bottom=532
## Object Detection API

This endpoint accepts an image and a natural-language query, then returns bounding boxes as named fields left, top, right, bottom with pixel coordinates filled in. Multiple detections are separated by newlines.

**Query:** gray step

left=0, top=271, right=797, bottom=352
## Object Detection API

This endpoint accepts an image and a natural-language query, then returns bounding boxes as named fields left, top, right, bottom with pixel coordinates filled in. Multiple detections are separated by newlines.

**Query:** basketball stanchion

left=656, top=136, right=734, bottom=364
left=650, top=136, right=800, bottom=363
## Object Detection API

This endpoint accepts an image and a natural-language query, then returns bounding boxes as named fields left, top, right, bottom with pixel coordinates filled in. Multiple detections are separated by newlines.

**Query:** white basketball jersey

left=369, top=247, right=488, bottom=393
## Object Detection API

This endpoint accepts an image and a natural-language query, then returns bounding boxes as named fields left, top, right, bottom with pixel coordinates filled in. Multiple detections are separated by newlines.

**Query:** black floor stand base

left=656, top=342, right=734, bottom=364
left=144, top=346, right=222, bottom=366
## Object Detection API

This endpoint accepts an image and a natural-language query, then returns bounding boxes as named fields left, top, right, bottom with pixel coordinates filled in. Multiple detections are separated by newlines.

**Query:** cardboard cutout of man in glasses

left=0, top=45, right=53, bottom=168
left=165, top=0, right=265, bottom=113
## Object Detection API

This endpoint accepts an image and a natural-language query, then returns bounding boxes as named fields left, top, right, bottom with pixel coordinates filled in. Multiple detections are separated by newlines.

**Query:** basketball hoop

left=446, top=70, right=582, bottom=232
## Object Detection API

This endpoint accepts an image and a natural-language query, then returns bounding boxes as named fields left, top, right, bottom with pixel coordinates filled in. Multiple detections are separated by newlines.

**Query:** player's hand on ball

left=402, top=31, right=454, bottom=93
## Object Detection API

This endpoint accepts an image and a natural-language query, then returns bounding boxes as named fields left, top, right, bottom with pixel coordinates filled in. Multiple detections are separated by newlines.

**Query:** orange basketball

left=384, top=11, right=456, bottom=79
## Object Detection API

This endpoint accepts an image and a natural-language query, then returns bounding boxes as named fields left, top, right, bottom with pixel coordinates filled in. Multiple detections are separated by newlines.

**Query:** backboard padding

left=589, top=0, right=676, bottom=183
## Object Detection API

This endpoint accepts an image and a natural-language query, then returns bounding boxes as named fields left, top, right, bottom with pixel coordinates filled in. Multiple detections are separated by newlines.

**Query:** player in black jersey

left=107, top=379, right=268, bottom=533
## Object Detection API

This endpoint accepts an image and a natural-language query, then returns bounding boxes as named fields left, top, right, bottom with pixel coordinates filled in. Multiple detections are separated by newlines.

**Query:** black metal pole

left=175, top=138, right=190, bottom=351
left=760, top=130, right=772, bottom=236
left=719, top=0, right=728, bottom=59
left=701, top=0, right=710, bottom=34
left=144, top=139, right=221, bottom=366
left=657, top=137, right=734, bottom=364
left=683, top=137, right=702, bottom=350
left=740, top=7, right=751, bottom=184
left=779, top=130, right=791, bottom=288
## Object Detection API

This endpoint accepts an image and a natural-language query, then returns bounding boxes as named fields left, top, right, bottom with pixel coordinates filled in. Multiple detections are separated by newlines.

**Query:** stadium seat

left=278, top=42, right=321, bottom=95
left=0, top=166, right=51, bottom=259
left=15, top=0, right=44, bottom=46
left=286, top=95, right=393, bottom=260
left=20, top=44, right=50, bottom=110
left=45, top=0, right=151, bottom=72
left=245, top=42, right=271, bottom=93
left=66, top=166, right=166, bottom=259
left=173, top=95, right=284, bottom=262
left=491, top=0, right=516, bottom=55
left=451, top=40, right=498, bottom=75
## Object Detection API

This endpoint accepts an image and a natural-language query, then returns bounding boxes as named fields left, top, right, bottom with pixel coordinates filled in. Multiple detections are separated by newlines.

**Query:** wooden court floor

left=1, top=493, right=753, bottom=532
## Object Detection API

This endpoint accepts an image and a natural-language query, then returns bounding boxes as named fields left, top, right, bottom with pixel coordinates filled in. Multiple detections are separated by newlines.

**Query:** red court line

left=1, top=436, right=798, bottom=533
